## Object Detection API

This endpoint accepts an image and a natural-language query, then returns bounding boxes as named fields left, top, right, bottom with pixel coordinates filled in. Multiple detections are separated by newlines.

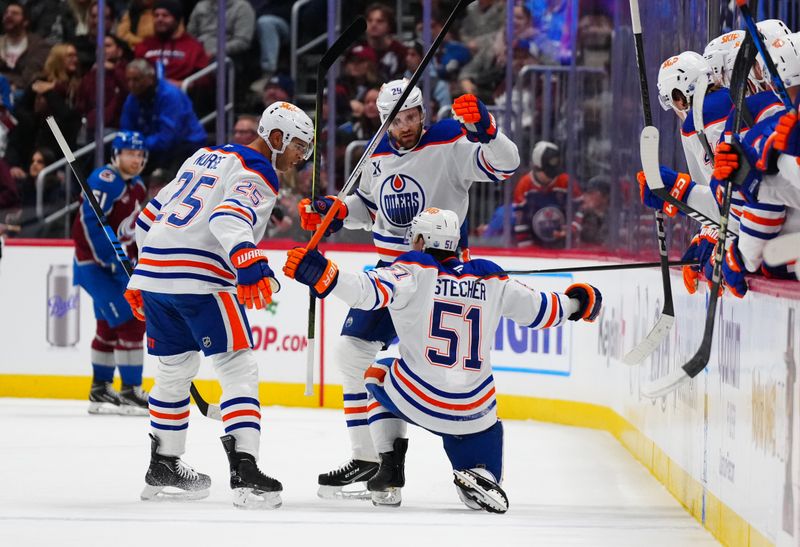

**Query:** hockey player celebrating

left=283, top=208, right=602, bottom=512
left=72, top=131, right=149, bottom=415
left=298, top=80, right=520, bottom=499
left=124, top=101, right=314, bottom=508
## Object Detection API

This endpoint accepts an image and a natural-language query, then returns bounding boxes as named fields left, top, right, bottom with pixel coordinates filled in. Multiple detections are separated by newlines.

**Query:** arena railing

left=181, top=57, right=235, bottom=134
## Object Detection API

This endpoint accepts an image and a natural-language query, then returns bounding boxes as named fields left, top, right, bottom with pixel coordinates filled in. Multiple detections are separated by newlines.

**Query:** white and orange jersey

left=342, top=119, right=519, bottom=263
left=129, top=144, right=279, bottom=294
left=331, top=250, right=573, bottom=435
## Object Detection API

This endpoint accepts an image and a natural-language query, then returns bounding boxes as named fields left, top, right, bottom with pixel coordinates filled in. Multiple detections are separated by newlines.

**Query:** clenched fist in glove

left=283, top=247, right=339, bottom=298
left=452, top=94, right=497, bottom=144
left=297, top=195, right=347, bottom=236
left=565, top=283, right=602, bottom=322
left=636, top=167, right=694, bottom=217
left=774, top=112, right=800, bottom=156
left=681, top=227, right=718, bottom=294
left=124, top=289, right=145, bottom=321
left=712, top=140, right=761, bottom=202
left=722, top=242, right=749, bottom=298
left=230, top=242, right=280, bottom=309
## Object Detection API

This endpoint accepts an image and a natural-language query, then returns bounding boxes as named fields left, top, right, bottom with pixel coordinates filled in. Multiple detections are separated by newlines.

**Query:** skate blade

left=88, top=402, right=121, bottom=415
left=140, top=484, right=210, bottom=502
left=453, top=470, right=508, bottom=514
left=232, top=487, right=282, bottom=510
left=118, top=404, right=149, bottom=416
left=370, top=488, right=402, bottom=507
left=317, top=483, right=371, bottom=500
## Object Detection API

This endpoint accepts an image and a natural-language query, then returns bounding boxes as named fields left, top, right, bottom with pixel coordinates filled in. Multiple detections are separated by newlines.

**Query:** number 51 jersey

left=330, top=250, right=573, bottom=435
left=129, top=144, right=279, bottom=295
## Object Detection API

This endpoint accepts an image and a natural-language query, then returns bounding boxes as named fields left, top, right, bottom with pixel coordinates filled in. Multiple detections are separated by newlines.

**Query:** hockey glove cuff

left=298, top=196, right=348, bottom=235
left=565, top=283, right=602, bottom=322
left=452, top=94, right=497, bottom=144
left=283, top=247, right=339, bottom=298
left=230, top=242, right=280, bottom=309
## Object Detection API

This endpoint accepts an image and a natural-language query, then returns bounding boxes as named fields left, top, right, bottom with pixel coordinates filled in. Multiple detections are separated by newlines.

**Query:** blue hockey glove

left=681, top=227, right=717, bottom=294
left=230, top=242, right=280, bottom=309
left=283, top=247, right=339, bottom=298
left=637, top=166, right=695, bottom=217
left=298, top=195, right=347, bottom=236
left=721, top=242, right=748, bottom=298
left=452, top=94, right=497, bottom=144
left=565, top=283, right=602, bottom=322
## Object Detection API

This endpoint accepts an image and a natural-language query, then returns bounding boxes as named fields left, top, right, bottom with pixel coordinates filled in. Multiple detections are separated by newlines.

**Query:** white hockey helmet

left=704, top=30, right=745, bottom=86
left=760, top=34, right=800, bottom=91
left=258, top=101, right=314, bottom=162
left=408, top=208, right=461, bottom=252
left=758, top=19, right=792, bottom=42
left=377, top=78, right=426, bottom=124
left=656, top=51, right=714, bottom=111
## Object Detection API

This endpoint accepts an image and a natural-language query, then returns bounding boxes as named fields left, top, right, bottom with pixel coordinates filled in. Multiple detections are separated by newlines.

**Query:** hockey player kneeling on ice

left=284, top=208, right=601, bottom=512
left=125, top=101, right=314, bottom=507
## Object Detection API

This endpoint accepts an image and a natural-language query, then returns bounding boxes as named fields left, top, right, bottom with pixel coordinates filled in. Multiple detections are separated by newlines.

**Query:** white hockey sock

left=367, top=401, right=406, bottom=454
left=149, top=352, right=200, bottom=457
left=213, top=350, right=261, bottom=459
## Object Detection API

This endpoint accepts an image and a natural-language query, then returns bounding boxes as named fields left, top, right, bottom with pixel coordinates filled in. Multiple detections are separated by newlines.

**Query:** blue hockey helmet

left=111, top=130, right=148, bottom=171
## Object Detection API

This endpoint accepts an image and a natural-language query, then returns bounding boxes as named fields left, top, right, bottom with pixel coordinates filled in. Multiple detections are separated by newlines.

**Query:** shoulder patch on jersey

left=98, top=169, right=116, bottom=182
left=213, top=143, right=280, bottom=194
left=417, top=119, right=464, bottom=147
left=393, top=250, right=439, bottom=268
left=462, top=258, right=505, bottom=278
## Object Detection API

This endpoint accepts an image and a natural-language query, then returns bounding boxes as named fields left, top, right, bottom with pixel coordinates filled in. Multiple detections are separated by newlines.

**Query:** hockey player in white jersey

left=298, top=80, right=520, bottom=498
left=283, top=208, right=602, bottom=511
left=123, top=101, right=314, bottom=508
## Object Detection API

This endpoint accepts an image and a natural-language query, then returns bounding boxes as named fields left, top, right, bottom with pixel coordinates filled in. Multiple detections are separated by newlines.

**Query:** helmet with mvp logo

left=408, top=208, right=461, bottom=252
left=258, top=101, right=314, bottom=162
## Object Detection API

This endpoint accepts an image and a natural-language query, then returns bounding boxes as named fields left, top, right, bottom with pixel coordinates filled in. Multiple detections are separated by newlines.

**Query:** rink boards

left=1, top=239, right=798, bottom=547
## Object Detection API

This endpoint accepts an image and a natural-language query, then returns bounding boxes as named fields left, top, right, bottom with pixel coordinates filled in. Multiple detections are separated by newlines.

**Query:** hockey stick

left=45, top=117, right=221, bottom=420
left=490, top=259, right=696, bottom=278
left=622, top=0, right=676, bottom=366
left=692, top=77, right=716, bottom=166
left=641, top=17, right=757, bottom=398
left=304, top=0, right=473, bottom=251
left=305, top=17, right=367, bottom=397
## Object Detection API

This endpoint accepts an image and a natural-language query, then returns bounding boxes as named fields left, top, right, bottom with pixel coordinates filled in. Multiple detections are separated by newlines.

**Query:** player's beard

left=390, top=124, right=424, bottom=151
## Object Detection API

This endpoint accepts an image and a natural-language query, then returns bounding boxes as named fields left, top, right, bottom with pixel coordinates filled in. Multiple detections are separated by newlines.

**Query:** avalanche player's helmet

left=377, top=79, right=426, bottom=124
left=531, top=141, right=561, bottom=179
left=111, top=130, right=147, bottom=166
left=408, top=208, right=461, bottom=252
left=657, top=51, right=714, bottom=112
left=258, top=101, right=314, bottom=162
left=761, top=34, right=800, bottom=91
left=704, top=30, right=745, bottom=86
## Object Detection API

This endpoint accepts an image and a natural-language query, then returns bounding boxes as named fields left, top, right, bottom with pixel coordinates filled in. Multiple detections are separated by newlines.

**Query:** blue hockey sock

left=92, top=363, right=115, bottom=383
left=118, top=364, right=143, bottom=386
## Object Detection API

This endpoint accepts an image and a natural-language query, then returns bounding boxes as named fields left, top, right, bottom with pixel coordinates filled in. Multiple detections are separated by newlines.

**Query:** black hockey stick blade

left=46, top=117, right=222, bottom=420
left=496, top=259, right=695, bottom=277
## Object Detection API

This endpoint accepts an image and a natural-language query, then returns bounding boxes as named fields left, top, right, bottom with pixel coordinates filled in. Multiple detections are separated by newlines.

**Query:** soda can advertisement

left=46, top=264, right=80, bottom=347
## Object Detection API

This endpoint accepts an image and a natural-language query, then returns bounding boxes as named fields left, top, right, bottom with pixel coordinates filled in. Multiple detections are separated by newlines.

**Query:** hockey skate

left=221, top=434, right=283, bottom=509
left=141, top=434, right=211, bottom=501
left=119, top=384, right=149, bottom=416
left=453, top=468, right=509, bottom=514
left=367, top=438, right=407, bottom=507
left=317, top=459, right=380, bottom=500
left=88, top=381, right=122, bottom=415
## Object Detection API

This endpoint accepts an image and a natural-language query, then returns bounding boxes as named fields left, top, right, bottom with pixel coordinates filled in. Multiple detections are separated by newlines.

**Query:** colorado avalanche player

left=72, top=131, right=149, bottom=415
left=284, top=208, right=602, bottom=511
left=299, top=80, right=520, bottom=499
left=124, top=101, right=313, bottom=508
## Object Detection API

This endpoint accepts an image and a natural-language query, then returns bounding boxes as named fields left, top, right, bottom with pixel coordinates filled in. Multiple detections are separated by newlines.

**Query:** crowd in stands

left=0, top=0, right=614, bottom=249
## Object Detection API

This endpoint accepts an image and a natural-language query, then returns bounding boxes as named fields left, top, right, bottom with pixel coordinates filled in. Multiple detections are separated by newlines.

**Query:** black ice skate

left=367, top=438, right=408, bottom=507
left=453, top=468, right=509, bottom=514
left=88, top=381, right=122, bottom=415
left=221, top=434, right=282, bottom=509
left=317, top=459, right=380, bottom=500
left=140, top=434, right=210, bottom=501
left=119, top=384, right=149, bottom=416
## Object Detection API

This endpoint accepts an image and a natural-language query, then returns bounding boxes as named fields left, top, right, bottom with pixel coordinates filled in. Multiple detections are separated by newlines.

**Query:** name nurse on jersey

left=194, top=152, right=224, bottom=169
left=379, top=174, right=426, bottom=227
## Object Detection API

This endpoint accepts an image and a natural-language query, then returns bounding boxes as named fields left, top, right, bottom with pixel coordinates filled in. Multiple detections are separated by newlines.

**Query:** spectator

left=16, top=44, right=83, bottom=155
left=23, top=0, right=62, bottom=40
left=403, top=41, right=451, bottom=111
left=73, top=0, right=118, bottom=74
left=259, top=74, right=294, bottom=108
left=250, top=0, right=292, bottom=78
left=459, top=0, right=505, bottom=54
left=339, top=86, right=381, bottom=140
left=527, top=0, right=569, bottom=65
left=231, top=114, right=258, bottom=145
left=459, top=4, right=535, bottom=102
left=337, top=45, right=380, bottom=116
left=359, top=3, right=407, bottom=81
left=134, top=0, right=209, bottom=87
left=0, top=2, right=51, bottom=93
left=117, top=0, right=156, bottom=48
left=415, top=15, right=471, bottom=82
left=579, top=174, right=610, bottom=245
left=51, top=0, right=93, bottom=44
left=0, top=155, right=18, bottom=225
left=513, top=141, right=582, bottom=248
left=120, top=59, right=207, bottom=176
left=76, top=34, right=131, bottom=134
left=5, top=147, right=63, bottom=235
left=187, top=0, right=255, bottom=59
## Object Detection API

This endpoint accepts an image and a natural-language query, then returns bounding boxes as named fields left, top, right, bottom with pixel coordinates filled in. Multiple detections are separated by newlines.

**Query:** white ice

left=0, top=399, right=718, bottom=546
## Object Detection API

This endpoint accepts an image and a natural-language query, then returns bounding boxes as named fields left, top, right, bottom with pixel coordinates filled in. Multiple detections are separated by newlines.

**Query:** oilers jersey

left=129, top=144, right=279, bottom=294
left=681, top=88, right=733, bottom=186
left=72, top=165, right=147, bottom=267
left=343, top=119, right=520, bottom=262
left=332, top=251, right=573, bottom=435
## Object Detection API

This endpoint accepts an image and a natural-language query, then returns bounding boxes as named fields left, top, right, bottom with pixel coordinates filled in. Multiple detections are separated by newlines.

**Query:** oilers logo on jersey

left=379, top=174, right=426, bottom=228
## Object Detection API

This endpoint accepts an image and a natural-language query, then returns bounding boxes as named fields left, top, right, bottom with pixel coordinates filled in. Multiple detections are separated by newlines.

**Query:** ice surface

left=0, top=399, right=718, bottom=546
